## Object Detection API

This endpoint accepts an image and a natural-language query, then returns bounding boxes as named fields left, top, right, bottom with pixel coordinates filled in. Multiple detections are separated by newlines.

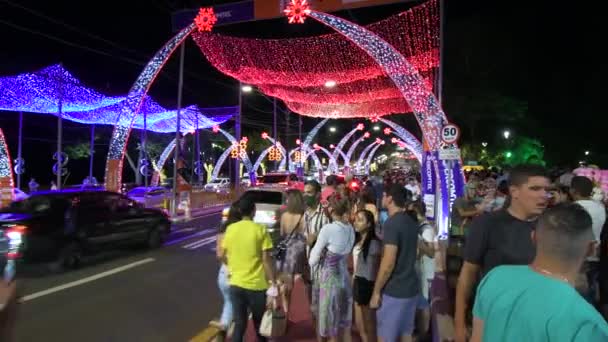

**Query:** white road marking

left=183, top=236, right=217, bottom=250
left=164, top=228, right=217, bottom=246
left=19, top=258, right=156, bottom=303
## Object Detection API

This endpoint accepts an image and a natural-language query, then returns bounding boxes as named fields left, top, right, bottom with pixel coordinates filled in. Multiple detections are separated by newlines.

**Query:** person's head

left=303, top=180, right=322, bottom=208
left=548, top=184, right=570, bottom=206
left=382, top=183, right=409, bottom=211
left=325, top=175, right=338, bottom=187
left=286, top=189, right=305, bottom=214
left=533, top=203, right=594, bottom=268
left=359, top=186, right=377, bottom=206
left=406, top=200, right=426, bottom=223
left=328, top=196, right=350, bottom=222
left=408, top=177, right=416, bottom=186
left=570, top=176, right=594, bottom=201
left=496, top=180, right=509, bottom=196
left=508, top=164, right=550, bottom=218
left=238, top=197, right=256, bottom=219
left=226, top=201, right=243, bottom=227
left=354, top=209, right=375, bottom=234
left=465, top=181, right=478, bottom=200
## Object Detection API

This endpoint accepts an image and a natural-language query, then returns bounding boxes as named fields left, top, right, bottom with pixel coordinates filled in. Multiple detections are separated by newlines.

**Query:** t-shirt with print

left=222, top=219, right=273, bottom=291
left=474, top=265, right=608, bottom=342
left=464, top=209, right=536, bottom=277
left=382, top=211, right=419, bottom=298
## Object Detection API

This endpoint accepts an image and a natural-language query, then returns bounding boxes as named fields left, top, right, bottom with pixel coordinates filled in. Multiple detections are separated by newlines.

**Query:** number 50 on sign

left=441, top=123, right=460, bottom=144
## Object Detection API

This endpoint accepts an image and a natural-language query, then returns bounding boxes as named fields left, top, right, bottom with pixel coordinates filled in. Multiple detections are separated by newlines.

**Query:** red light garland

left=195, top=7, right=217, bottom=32
left=191, top=0, right=439, bottom=119
left=284, top=0, right=312, bottom=24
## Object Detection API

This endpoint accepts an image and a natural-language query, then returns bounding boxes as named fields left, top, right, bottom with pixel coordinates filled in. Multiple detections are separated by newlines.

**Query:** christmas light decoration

left=195, top=7, right=217, bottom=32
left=213, top=127, right=253, bottom=171
left=296, top=139, right=301, bottom=145
left=0, top=129, right=14, bottom=207
left=312, top=145, right=338, bottom=173
left=151, top=138, right=177, bottom=186
left=256, top=133, right=287, bottom=170
left=231, top=138, right=248, bottom=159
left=105, top=22, right=197, bottom=191
left=268, top=146, right=282, bottom=161
left=328, top=144, right=335, bottom=149
left=261, top=132, right=269, bottom=140
left=289, top=146, right=322, bottom=173
left=334, top=125, right=364, bottom=164
left=356, top=139, right=382, bottom=172
left=345, top=133, right=368, bottom=167
left=364, top=143, right=384, bottom=174
left=379, top=118, right=423, bottom=162
left=363, top=132, right=371, bottom=138
left=212, top=125, right=220, bottom=133
left=293, top=151, right=302, bottom=163
left=284, top=0, right=312, bottom=24
left=384, top=128, right=392, bottom=135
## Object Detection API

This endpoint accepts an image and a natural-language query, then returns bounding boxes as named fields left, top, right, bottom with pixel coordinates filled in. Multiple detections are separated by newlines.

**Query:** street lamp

left=329, top=126, right=337, bottom=133
left=585, top=150, right=590, bottom=156
left=324, top=80, right=337, bottom=88
left=503, top=130, right=511, bottom=139
left=373, top=125, right=380, bottom=131
left=481, top=141, right=488, bottom=147
left=241, top=85, right=253, bottom=93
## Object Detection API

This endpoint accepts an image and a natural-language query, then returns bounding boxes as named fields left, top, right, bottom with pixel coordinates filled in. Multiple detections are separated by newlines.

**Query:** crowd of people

left=210, top=163, right=608, bottom=342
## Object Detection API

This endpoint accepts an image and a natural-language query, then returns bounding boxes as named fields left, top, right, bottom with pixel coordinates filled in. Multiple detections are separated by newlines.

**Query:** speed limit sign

left=441, top=123, right=460, bottom=144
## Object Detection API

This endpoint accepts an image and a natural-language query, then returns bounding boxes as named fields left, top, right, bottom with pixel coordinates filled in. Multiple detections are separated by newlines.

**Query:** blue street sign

left=171, top=0, right=255, bottom=32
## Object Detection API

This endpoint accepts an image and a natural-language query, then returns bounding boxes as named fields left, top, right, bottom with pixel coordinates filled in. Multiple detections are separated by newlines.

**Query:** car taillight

left=279, top=182, right=288, bottom=185
left=5, top=225, right=26, bottom=259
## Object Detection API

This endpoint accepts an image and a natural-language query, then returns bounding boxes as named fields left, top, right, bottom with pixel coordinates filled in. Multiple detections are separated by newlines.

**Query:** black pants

left=230, top=285, right=267, bottom=342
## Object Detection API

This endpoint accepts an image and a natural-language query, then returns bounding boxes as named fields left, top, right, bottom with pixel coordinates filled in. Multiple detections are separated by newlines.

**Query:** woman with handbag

left=275, top=189, right=307, bottom=316
left=309, top=196, right=356, bottom=342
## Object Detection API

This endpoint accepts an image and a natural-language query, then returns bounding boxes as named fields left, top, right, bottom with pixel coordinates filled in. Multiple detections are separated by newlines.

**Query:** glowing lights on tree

left=284, top=0, right=312, bottom=24
left=195, top=7, right=217, bottom=32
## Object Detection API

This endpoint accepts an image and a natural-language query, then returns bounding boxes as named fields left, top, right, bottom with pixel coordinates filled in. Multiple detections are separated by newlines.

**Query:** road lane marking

left=183, top=236, right=217, bottom=250
left=164, top=228, right=216, bottom=247
left=19, top=258, right=156, bottom=303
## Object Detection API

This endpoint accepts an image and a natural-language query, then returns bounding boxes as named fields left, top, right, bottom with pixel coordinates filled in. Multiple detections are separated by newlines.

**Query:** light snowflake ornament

left=284, top=0, right=312, bottom=24
left=195, top=7, right=217, bottom=32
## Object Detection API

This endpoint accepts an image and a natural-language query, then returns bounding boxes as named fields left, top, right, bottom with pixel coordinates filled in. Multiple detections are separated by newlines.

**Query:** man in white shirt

left=405, top=178, right=421, bottom=201
left=571, top=176, right=607, bottom=304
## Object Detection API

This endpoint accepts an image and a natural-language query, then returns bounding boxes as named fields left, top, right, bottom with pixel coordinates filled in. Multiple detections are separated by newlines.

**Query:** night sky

left=0, top=0, right=595, bottom=185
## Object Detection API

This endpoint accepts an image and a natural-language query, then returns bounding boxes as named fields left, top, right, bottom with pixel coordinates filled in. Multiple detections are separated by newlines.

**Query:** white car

left=222, top=188, right=286, bottom=234
left=204, top=178, right=230, bottom=192
left=127, top=186, right=168, bottom=209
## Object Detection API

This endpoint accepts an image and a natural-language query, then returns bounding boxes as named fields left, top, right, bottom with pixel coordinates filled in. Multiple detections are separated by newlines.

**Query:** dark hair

left=329, top=196, right=350, bottom=217
left=408, top=200, right=426, bottom=221
left=508, top=164, right=548, bottom=187
left=384, top=183, right=410, bottom=208
left=286, top=189, right=305, bottom=214
left=326, top=175, right=338, bottom=186
left=537, top=203, right=593, bottom=261
left=238, top=197, right=256, bottom=218
left=570, top=176, right=593, bottom=198
left=221, top=201, right=242, bottom=233
left=304, top=180, right=322, bottom=194
left=359, top=186, right=377, bottom=206
left=497, top=180, right=509, bottom=195
left=355, top=209, right=378, bottom=261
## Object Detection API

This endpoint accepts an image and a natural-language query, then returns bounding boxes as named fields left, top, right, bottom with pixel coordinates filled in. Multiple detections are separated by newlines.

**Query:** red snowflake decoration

left=261, top=132, right=269, bottom=140
left=356, top=123, right=365, bottom=130
left=212, top=125, right=220, bottom=133
left=296, top=138, right=301, bottom=145
left=195, top=7, right=217, bottom=32
left=363, top=132, right=371, bottom=138
left=284, top=0, right=312, bottom=24
left=384, top=128, right=392, bottom=135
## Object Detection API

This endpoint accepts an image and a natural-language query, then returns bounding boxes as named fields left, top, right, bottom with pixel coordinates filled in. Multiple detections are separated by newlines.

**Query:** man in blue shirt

left=471, top=203, right=608, bottom=341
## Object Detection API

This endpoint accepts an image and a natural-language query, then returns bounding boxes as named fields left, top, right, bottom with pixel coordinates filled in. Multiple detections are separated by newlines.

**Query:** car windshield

left=6, top=195, right=54, bottom=213
left=241, top=191, right=283, bottom=205
left=260, top=175, right=288, bottom=184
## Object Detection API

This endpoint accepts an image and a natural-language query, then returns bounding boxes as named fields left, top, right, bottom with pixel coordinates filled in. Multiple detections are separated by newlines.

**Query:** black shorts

left=353, top=276, right=375, bottom=305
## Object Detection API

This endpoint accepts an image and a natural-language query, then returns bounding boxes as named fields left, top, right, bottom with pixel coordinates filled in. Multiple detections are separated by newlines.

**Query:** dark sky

left=3, top=0, right=587, bottom=183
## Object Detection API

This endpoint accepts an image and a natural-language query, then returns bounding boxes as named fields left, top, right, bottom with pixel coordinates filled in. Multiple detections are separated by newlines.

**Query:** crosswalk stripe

left=183, top=236, right=217, bottom=250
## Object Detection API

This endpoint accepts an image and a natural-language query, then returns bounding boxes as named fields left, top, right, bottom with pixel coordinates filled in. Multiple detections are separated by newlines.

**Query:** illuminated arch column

left=355, top=139, right=382, bottom=172
left=104, top=23, right=196, bottom=192
left=211, top=145, right=239, bottom=181
left=304, top=118, right=329, bottom=147
left=292, top=147, right=324, bottom=174
left=379, top=118, right=423, bottom=163
left=313, top=144, right=339, bottom=173
left=150, top=138, right=177, bottom=186
left=214, top=127, right=253, bottom=171
left=344, top=132, right=370, bottom=167
left=333, top=123, right=364, bottom=165
left=308, top=11, right=465, bottom=238
left=253, top=145, right=287, bottom=175
left=364, top=142, right=385, bottom=174
left=0, top=129, right=15, bottom=207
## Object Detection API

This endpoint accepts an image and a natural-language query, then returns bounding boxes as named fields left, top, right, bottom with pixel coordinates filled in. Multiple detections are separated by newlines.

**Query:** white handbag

left=259, top=298, right=287, bottom=338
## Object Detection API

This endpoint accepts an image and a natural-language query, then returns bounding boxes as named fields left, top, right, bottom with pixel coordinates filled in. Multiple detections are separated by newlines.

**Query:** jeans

left=230, top=285, right=267, bottom=342
left=218, top=264, right=233, bottom=328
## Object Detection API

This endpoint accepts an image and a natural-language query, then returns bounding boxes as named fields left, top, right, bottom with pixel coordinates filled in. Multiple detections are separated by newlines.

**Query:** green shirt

left=473, top=265, right=608, bottom=342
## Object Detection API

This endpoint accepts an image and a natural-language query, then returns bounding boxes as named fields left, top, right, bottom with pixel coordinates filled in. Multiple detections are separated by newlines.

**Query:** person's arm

left=455, top=217, right=488, bottom=342
left=470, top=317, right=484, bottom=342
left=418, top=226, right=436, bottom=258
left=261, top=228, right=276, bottom=285
left=369, top=244, right=397, bottom=309
left=216, top=233, right=226, bottom=263
left=309, top=224, right=330, bottom=267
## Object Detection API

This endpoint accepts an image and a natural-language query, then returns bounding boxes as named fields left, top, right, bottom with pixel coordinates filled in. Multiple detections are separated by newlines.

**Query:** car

left=222, top=188, right=286, bottom=235
left=0, top=190, right=171, bottom=271
left=257, top=172, right=304, bottom=190
left=204, top=178, right=230, bottom=192
left=127, top=186, right=168, bottom=209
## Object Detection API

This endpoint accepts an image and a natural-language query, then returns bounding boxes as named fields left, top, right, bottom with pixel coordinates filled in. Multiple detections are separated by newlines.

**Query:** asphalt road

left=13, top=212, right=223, bottom=342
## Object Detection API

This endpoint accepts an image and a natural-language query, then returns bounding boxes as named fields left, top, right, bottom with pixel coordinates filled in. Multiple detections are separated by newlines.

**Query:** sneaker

left=209, top=320, right=226, bottom=330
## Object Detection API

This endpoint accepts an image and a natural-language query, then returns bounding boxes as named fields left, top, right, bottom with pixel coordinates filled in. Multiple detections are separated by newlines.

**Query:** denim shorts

left=376, top=294, right=418, bottom=340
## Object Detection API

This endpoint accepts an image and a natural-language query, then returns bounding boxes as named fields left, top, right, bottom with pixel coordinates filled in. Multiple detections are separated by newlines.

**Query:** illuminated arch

left=259, top=133, right=287, bottom=171
left=308, top=11, right=465, bottom=237
left=312, top=145, right=339, bottom=173
left=104, top=23, right=197, bottom=192
left=150, top=138, right=177, bottom=186
left=0, top=129, right=15, bottom=207
left=344, top=133, right=369, bottom=167
left=211, top=145, right=240, bottom=181
left=379, top=118, right=423, bottom=162
left=333, top=123, right=364, bottom=164
left=214, top=127, right=253, bottom=171
left=289, top=146, right=323, bottom=173
left=364, top=143, right=384, bottom=174
left=355, top=140, right=382, bottom=172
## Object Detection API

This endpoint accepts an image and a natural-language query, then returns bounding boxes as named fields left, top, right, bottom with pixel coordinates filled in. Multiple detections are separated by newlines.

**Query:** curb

left=170, top=204, right=227, bottom=223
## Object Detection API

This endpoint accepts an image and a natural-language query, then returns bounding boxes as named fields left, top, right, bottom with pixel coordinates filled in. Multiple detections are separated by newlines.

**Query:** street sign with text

left=439, top=148, right=461, bottom=161
left=441, top=123, right=460, bottom=145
